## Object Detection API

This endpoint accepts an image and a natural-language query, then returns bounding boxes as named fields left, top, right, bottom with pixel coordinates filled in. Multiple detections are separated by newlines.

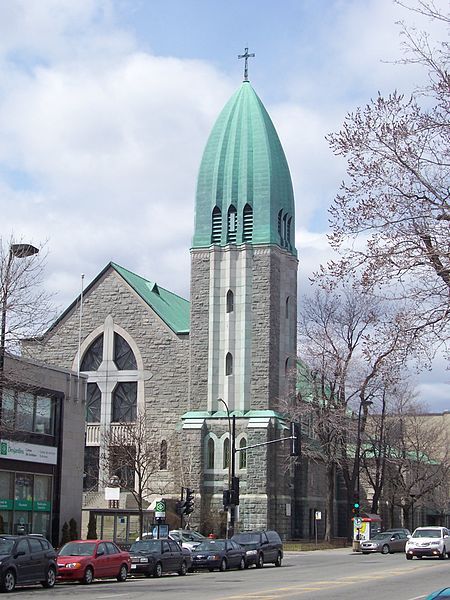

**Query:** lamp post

left=0, top=243, right=39, bottom=404
left=410, top=492, right=416, bottom=532
left=218, top=398, right=236, bottom=538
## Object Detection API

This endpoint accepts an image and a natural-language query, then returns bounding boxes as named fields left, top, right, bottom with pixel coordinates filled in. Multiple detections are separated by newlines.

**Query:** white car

left=168, top=529, right=205, bottom=551
left=405, top=526, right=449, bottom=560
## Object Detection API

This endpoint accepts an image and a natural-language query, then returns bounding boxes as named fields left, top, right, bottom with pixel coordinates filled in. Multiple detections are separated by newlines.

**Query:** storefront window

left=14, top=511, right=32, bottom=535
left=35, top=396, right=54, bottom=435
left=15, top=473, right=33, bottom=509
left=15, top=392, right=34, bottom=432
left=0, top=510, right=11, bottom=534
left=1, top=390, right=15, bottom=427
left=32, top=511, right=50, bottom=538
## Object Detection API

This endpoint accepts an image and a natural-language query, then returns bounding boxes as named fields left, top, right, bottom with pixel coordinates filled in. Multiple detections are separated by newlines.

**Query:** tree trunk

left=325, top=463, right=335, bottom=542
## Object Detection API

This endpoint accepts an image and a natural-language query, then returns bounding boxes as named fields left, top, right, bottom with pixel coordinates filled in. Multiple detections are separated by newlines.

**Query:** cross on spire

left=238, top=47, right=255, bottom=82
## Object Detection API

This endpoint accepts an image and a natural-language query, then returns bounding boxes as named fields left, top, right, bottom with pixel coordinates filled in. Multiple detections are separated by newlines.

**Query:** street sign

left=154, top=499, right=166, bottom=519
left=315, top=511, right=322, bottom=520
left=354, top=517, right=362, bottom=528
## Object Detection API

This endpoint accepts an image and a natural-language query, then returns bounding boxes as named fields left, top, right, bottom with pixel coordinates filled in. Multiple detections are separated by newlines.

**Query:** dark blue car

left=191, top=539, right=246, bottom=572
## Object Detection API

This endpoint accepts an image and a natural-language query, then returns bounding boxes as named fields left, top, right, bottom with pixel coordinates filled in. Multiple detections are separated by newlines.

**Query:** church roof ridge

left=110, top=262, right=190, bottom=334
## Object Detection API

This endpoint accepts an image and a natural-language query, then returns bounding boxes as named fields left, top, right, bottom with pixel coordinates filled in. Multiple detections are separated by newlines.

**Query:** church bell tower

left=185, top=66, right=298, bottom=536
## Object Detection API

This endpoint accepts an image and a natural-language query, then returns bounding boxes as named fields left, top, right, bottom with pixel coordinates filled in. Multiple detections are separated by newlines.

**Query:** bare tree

left=286, top=284, right=419, bottom=539
left=324, top=2, right=450, bottom=345
left=102, top=414, right=172, bottom=538
left=0, top=238, right=55, bottom=434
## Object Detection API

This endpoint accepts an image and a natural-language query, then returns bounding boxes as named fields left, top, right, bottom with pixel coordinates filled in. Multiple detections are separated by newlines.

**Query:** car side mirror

left=407, top=535, right=411, bottom=538
left=390, top=537, right=396, bottom=541
left=14, top=551, right=26, bottom=558
left=97, top=549, right=104, bottom=556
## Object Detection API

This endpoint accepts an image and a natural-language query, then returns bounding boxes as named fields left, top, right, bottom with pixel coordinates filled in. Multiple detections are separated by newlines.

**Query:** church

left=26, top=65, right=334, bottom=541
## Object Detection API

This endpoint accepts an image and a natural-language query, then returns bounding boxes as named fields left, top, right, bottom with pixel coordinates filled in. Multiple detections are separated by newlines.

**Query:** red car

left=57, top=540, right=131, bottom=584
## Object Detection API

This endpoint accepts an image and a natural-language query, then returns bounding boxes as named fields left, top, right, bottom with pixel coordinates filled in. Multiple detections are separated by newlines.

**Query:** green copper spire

left=193, top=82, right=296, bottom=255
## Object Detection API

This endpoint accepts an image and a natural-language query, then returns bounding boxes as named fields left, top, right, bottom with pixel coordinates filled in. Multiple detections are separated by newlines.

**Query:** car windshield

left=413, top=529, right=442, bottom=539
left=196, top=541, right=226, bottom=551
left=233, top=533, right=260, bottom=544
left=59, top=542, right=97, bottom=556
left=130, top=540, right=160, bottom=553
left=371, top=533, right=392, bottom=540
left=181, top=531, right=204, bottom=541
left=0, top=538, right=14, bottom=554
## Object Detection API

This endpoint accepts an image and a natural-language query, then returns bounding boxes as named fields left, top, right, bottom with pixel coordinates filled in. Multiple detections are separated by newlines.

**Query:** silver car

left=168, top=529, right=205, bottom=551
left=405, top=527, right=450, bottom=560
left=361, top=531, right=408, bottom=554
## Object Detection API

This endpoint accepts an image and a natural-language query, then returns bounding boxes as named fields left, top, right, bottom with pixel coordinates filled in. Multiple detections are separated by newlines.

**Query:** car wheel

left=81, top=566, right=94, bottom=585
left=439, top=549, right=447, bottom=560
left=178, top=561, right=187, bottom=576
left=219, top=558, right=227, bottom=572
left=256, top=553, right=264, bottom=568
left=153, top=562, right=163, bottom=578
left=117, top=564, right=128, bottom=582
left=238, top=557, right=245, bottom=570
left=0, top=569, right=16, bottom=593
left=406, top=554, right=413, bottom=560
left=381, top=544, right=390, bottom=555
left=275, top=552, right=282, bottom=567
left=42, top=566, right=57, bottom=588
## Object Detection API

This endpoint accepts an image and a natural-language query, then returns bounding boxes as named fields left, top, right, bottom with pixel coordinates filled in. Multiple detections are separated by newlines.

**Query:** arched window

left=211, top=206, right=222, bottom=244
left=239, top=438, right=247, bottom=469
left=285, top=297, right=289, bottom=319
left=114, top=333, right=137, bottom=370
left=225, top=352, right=233, bottom=376
left=242, top=204, right=253, bottom=242
left=223, top=438, right=230, bottom=469
left=278, top=210, right=283, bottom=245
left=160, top=440, right=168, bottom=470
left=226, top=290, right=234, bottom=313
left=285, top=357, right=290, bottom=376
left=112, top=382, right=137, bottom=422
left=227, top=205, right=237, bottom=243
left=207, top=437, right=215, bottom=470
left=81, top=334, right=104, bottom=371
left=86, top=383, right=101, bottom=423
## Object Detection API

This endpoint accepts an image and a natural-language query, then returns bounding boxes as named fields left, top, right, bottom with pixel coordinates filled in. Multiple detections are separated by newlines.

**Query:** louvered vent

left=227, top=206, right=237, bottom=243
left=211, top=207, right=222, bottom=243
left=278, top=210, right=283, bottom=244
left=243, top=204, right=253, bottom=242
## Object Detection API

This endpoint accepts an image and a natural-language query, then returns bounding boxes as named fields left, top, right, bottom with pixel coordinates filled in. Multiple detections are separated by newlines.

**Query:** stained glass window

left=112, top=382, right=137, bottom=423
left=114, top=334, right=137, bottom=370
left=86, top=383, right=101, bottom=423
left=81, top=334, right=104, bottom=371
left=239, top=438, right=247, bottom=469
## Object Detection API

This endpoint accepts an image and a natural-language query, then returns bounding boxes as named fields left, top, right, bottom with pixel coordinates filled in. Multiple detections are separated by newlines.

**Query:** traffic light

left=232, top=476, right=240, bottom=506
left=352, top=493, right=360, bottom=515
left=223, top=489, right=231, bottom=508
left=185, top=488, right=195, bottom=515
left=175, top=500, right=186, bottom=515
left=290, top=422, right=300, bottom=457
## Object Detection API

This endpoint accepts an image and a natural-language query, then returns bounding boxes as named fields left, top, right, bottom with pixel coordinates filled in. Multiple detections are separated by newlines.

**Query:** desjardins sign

left=0, top=440, right=57, bottom=465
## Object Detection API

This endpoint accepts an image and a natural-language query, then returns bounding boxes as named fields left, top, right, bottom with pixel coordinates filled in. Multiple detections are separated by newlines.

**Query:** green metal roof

left=111, top=263, right=190, bottom=334
left=193, top=81, right=296, bottom=255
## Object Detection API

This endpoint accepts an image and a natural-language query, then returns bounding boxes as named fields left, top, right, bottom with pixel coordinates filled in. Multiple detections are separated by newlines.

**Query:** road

left=11, top=548, right=450, bottom=600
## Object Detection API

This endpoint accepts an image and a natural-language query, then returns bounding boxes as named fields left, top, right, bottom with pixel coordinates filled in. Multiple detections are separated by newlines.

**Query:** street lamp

left=218, top=398, right=236, bottom=538
left=410, top=492, right=416, bottom=532
left=0, top=243, right=39, bottom=405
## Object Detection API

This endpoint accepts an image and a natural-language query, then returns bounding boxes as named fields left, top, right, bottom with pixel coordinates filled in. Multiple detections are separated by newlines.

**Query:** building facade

left=0, top=355, right=86, bottom=546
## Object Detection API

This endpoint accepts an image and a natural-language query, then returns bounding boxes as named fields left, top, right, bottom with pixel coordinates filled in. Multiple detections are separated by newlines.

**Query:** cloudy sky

left=0, top=0, right=448, bottom=411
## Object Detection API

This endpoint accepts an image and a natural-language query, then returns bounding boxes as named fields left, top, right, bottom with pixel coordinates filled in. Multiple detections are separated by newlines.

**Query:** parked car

left=360, top=531, right=408, bottom=554
left=191, top=539, right=246, bottom=572
left=231, top=531, right=283, bottom=568
left=129, top=539, right=191, bottom=577
left=57, top=540, right=131, bottom=584
left=384, top=528, right=411, bottom=538
left=0, top=534, right=57, bottom=593
left=169, top=529, right=205, bottom=551
left=426, top=589, right=450, bottom=599
left=405, top=527, right=450, bottom=560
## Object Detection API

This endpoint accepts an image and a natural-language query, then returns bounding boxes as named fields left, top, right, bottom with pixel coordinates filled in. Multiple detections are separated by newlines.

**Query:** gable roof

left=111, top=263, right=190, bottom=334
left=45, top=262, right=190, bottom=337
